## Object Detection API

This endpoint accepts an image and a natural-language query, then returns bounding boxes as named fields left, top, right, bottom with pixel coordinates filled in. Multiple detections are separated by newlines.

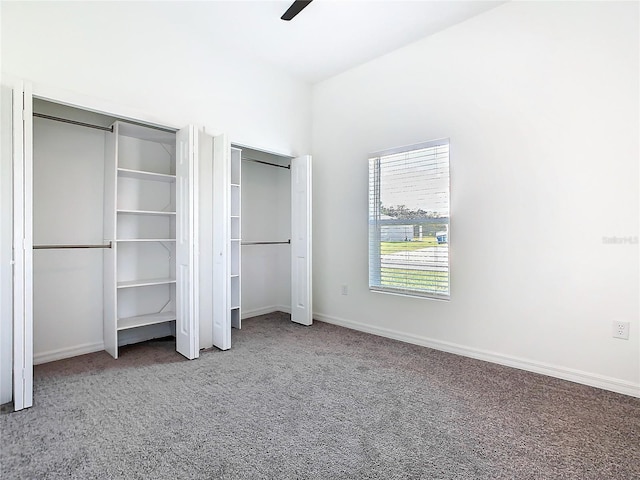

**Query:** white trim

left=242, top=305, right=291, bottom=320
left=31, top=83, right=181, bottom=131
left=314, top=312, right=640, bottom=398
left=33, top=342, right=104, bottom=366
left=370, top=287, right=450, bottom=302
left=231, top=142, right=294, bottom=160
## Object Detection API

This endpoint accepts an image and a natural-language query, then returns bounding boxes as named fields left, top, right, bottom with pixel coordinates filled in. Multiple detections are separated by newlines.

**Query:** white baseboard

left=34, top=342, right=104, bottom=365
left=34, top=308, right=292, bottom=364
left=242, top=305, right=291, bottom=319
left=34, top=324, right=175, bottom=365
left=314, top=312, right=640, bottom=398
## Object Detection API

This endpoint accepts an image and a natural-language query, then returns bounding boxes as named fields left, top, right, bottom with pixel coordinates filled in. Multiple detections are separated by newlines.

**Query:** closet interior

left=29, top=97, right=311, bottom=368
left=237, top=147, right=293, bottom=320
left=32, top=100, right=180, bottom=363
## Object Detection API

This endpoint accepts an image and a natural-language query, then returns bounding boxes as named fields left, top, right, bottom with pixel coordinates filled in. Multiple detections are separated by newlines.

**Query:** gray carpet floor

left=1, top=312, right=639, bottom=479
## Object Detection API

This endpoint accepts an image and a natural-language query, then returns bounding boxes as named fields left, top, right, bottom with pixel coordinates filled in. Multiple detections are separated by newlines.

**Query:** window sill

left=369, top=287, right=450, bottom=302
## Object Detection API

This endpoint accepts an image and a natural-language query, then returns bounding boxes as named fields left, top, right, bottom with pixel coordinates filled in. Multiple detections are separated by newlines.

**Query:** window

left=368, top=139, right=450, bottom=299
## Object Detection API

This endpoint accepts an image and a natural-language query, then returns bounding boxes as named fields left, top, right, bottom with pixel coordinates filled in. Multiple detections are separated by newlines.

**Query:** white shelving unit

left=230, top=147, right=242, bottom=329
left=103, top=122, right=178, bottom=358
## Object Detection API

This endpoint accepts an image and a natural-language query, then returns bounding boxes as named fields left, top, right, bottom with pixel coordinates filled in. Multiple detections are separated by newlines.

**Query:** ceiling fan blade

left=281, top=0, right=313, bottom=21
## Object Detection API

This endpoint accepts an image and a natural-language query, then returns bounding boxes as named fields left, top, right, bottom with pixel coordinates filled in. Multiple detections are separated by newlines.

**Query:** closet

left=10, top=86, right=311, bottom=411
left=197, top=133, right=312, bottom=352
left=31, top=100, right=198, bottom=364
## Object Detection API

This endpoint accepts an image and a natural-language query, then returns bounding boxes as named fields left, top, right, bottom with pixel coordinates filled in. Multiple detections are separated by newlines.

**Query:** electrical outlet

left=612, top=321, right=630, bottom=340
left=341, top=284, right=348, bottom=295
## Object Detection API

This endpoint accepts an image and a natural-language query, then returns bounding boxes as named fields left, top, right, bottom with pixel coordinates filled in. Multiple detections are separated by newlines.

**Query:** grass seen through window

left=380, top=237, right=439, bottom=254
left=379, top=236, right=448, bottom=293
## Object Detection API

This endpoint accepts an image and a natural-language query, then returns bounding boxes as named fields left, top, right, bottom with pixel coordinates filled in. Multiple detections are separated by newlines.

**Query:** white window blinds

left=368, top=139, right=450, bottom=299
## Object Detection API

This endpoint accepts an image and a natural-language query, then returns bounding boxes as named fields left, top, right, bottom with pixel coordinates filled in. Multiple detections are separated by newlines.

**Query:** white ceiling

left=164, top=0, right=507, bottom=84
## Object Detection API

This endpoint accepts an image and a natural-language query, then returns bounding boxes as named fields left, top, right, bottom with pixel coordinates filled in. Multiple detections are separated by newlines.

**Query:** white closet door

left=12, top=82, right=34, bottom=410
left=175, top=126, right=199, bottom=359
left=211, top=134, right=231, bottom=350
left=291, top=155, right=312, bottom=326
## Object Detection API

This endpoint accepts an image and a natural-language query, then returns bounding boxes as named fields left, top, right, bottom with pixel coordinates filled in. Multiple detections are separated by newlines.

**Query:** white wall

left=0, top=1, right=311, bottom=156
left=311, top=1, right=639, bottom=396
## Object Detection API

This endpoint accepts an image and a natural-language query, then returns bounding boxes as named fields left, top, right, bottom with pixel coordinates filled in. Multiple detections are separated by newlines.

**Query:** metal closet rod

left=33, top=242, right=113, bottom=250
left=242, top=157, right=290, bottom=170
left=33, top=113, right=113, bottom=132
left=241, top=240, right=291, bottom=246
left=33, top=113, right=176, bottom=134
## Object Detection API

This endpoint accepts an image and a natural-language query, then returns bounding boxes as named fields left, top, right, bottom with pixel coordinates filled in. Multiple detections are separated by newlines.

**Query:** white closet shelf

left=117, top=168, right=176, bottom=183
left=117, top=277, right=176, bottom=289
left=115, top=238, right=176, bottom=242
left=117, top=209, right=176, bottom=216
left=117, top=311, right=176, bottom=331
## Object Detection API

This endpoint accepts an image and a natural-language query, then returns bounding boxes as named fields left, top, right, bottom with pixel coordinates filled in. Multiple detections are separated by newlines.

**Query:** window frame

left=368, top=138, right=450, bottom=301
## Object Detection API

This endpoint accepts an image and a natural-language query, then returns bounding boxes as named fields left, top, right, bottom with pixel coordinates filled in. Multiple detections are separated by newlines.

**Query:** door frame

left=10, top=82, right=187, bottom=410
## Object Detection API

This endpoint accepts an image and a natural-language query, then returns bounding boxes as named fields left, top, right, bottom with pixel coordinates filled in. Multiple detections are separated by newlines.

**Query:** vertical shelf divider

left=231, top=147, right=241, bottom=329
left=103, top=123, right=118, bottom=358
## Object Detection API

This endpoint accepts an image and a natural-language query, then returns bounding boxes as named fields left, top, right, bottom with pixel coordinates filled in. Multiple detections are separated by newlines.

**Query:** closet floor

left=34, top=336, right=184, bottom=381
